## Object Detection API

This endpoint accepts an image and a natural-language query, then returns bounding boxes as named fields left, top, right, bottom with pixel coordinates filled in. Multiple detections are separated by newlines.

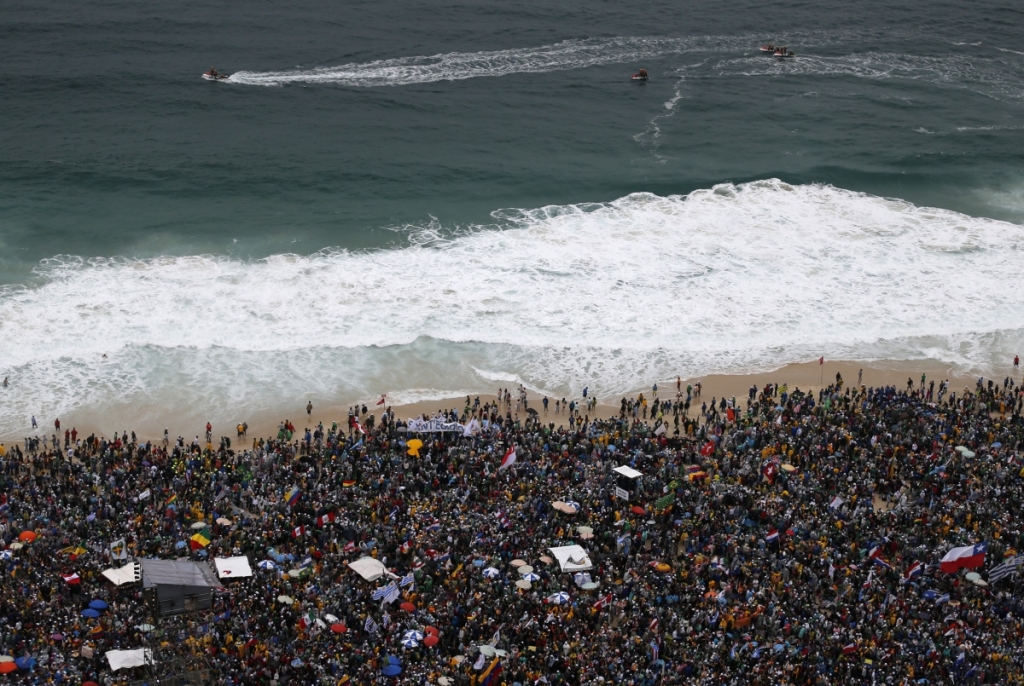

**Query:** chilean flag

left=499, top=446, right=516, bottom=471
left=940, top=543, right=987, bottom=573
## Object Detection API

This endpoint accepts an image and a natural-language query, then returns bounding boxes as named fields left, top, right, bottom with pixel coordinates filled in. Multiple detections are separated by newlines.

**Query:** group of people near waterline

left=1, top=369, right=1024, bottom=685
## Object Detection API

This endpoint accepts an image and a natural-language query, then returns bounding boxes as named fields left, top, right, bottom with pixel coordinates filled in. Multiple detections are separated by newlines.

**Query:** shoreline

left=0, top=357, right=995, bottom=446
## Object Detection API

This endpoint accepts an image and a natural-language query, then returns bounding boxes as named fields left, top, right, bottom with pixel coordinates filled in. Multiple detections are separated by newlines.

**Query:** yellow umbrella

left=406, top=439, right=424, bottom=457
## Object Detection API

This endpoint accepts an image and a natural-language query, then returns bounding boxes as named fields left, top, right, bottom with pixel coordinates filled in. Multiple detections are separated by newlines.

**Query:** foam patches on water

left=3, top=179, right=1024, bottom=434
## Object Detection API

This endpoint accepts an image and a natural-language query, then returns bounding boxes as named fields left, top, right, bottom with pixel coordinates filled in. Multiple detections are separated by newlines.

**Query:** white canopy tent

left=100, top=562, right=142, bottom=587
left=214, top=556, right=253, bottom=579
left=106, top=648, right=154, bottom=671
left=612, top=465, right=643, bottom=479
left=548, top=545, right=593, bottom=572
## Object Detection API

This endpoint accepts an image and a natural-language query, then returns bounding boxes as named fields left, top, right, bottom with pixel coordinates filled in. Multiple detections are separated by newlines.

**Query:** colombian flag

left=480, top=657, right=503, bottom=686
left=190, top=528, right=212, bottom=550
left=286, top=486, right=302, bottom=506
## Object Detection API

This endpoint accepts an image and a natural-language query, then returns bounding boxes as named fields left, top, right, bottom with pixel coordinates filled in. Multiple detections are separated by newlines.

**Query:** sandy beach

left=3, top=357, right=992, bottom=446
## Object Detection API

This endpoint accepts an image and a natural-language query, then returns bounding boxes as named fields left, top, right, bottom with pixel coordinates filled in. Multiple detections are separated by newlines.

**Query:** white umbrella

left=215, top=517, right=232, bottom=526
left=191, top=522, right=208, bottom=530
left=325, top=613, right=340, bottom=623
left=478, top=645, right=496, bottom=657
left=564, top=501, right=581, bottom=510
left=0, top=551, right=12, bottom=560
left=135, top=624, right=155, bottom=631
left=521, top=572, right=540, bottom=582
left=404, top=630, right=424, bottom=641
left=482, top=567, right=500, bottom=579
left=546, top=592, right=570, bottom=605
left=9, top=542, right=23, bottom=550
left=518, top=565, right=534, bottom=574
left=277, top=595, right=294, bottom=604
left=510, top=559, right=526, bottom=567
left=402, top=637, right=420, bottom=648
left=515, top=579, right=532, bottom=590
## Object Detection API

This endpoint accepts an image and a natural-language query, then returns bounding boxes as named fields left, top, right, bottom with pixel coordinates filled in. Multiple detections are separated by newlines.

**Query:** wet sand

left=3, top=358, right=987, bottom=447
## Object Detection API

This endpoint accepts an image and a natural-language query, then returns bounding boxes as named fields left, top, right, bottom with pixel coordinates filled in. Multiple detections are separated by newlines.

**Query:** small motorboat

left=760, top=45, right=776, bottom=53
left=202, top=69, right=229, bottom=81
left=773, top=49, right=795, bottom=58
left=631, top=68, right=649, bottom=81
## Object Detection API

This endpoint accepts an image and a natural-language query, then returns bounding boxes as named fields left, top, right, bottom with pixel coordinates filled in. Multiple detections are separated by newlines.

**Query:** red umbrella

left=424, top=625, right=439, bottom=636
left=630, top=506, right=645, bottom=515
left=399, top=602, right=416, bottom=612
left=18, top=531, right=36, bottom=543
left=83, top=682, right=100, bottom=686
left=0, top=663, right=15, bottom=674
left=423, top=634, right=439, bottom=647
left=330, top=623, right=347, bottom=634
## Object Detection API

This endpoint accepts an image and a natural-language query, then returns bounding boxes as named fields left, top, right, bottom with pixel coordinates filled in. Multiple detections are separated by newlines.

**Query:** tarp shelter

left=106, top=648, right=154, bottom=671
left=348, top=557, right=397, bottom=582
left=548, top=545, right=593, bottom=572
left=101, top=562, right=142, bottom=587
left=140, top=558, right=220, bottom=616
left=214, top=556, right=253, bottom=580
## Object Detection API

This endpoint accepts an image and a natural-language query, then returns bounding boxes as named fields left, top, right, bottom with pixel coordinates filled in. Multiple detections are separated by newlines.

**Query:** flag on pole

left=829, top=496, right=844, bottom=509
left=593, top=593, right=613, bottom=611
left=499, top=445, right=517, bottom=470
left=399, top=572, right=416, bottom=587
left=940, top=543, right=987, bottom=573
left=372, top=581, right=397, bottom=601
left=316, top=511, right=336, bottom=527
left=364, top=616, right=378, bottom=633
left=819, top=356, right=824, bottom=365
left=286, top=486, right=302, bottom=506
left=291, top=525, right=307, bottom=538
left=989, top=556, right=1020, bottom=583
left=904, top=561, right=923, bottom=581
left=61, top=572, right=81, bottom=584
left=190, top=528, right=212, bottom=550
left=377, top=394, right=386, bottom=405
left=765, top=528, right=779, bottom=543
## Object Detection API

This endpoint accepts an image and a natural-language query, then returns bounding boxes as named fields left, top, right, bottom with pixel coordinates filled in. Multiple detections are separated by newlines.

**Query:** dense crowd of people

left=1, top=372, right=1023, bottom=685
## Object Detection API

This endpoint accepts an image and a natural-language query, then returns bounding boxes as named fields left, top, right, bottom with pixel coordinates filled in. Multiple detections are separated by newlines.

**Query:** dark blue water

left=2, top=0, right=1024, bottom=435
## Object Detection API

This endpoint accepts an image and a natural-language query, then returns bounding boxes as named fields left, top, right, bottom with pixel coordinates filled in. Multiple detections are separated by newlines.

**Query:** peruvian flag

left=353, top=419, right=366, bottom=435
left=291, top=525, right=307, bottom=538
left=342, top=540, right=356, bottom=553
left=317, top=512, right=336, bottom=527
left=499, top=446, right=516, bottom=471
left=592, top=593, right=613, bottom=611
left=940, top=543, right=987, bottom=573
left=61, top=572, right=81, bottom=585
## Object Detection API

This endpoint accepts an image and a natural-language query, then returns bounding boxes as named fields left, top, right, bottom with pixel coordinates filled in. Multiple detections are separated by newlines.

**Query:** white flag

left=137, top=489, right=151, bottom=501
left=110, top=537, right=128, bottom=561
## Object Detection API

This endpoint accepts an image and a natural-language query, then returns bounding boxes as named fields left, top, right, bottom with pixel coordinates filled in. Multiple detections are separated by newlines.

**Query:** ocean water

left=2, top=0, right=1024, bottom=435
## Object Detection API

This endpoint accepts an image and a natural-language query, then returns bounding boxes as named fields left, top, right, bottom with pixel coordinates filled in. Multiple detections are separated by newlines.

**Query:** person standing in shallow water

left=306, top=400, right=313, bottom=417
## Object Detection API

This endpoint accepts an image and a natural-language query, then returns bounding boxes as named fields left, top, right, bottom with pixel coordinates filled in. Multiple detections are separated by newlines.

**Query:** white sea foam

left=2, top=179, right=1024, bottom=435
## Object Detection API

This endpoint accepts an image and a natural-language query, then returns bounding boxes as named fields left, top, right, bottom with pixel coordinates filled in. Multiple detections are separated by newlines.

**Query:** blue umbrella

left=257, top=560, right=277, bottom=571
left=521, top=572, right=541, bottom=582
left=291, top=658, right=304, bottom=668
left=401, top=637, right=419, bottom=648
left=403, top=630, right=424, bottom=641
left=81, top=609, right=100, bottom=618
left=175, top=541, right=187, bottom=549
left=472, top=559, right=485, bottom=567
left=382, top=665, right=402, bottom=676
left=482, top=567, right=500, bottom=579
left=14, top=657, right=35, bottom=670
left=546, top=592, right=570, bottom=605
left=88, top=600, right=108, bottom=610
left=387, top=656, right=401, bottom=666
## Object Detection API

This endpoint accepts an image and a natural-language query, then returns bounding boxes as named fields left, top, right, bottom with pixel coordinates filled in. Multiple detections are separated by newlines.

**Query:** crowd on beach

left=1, top=370, right=1024, bottom=686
